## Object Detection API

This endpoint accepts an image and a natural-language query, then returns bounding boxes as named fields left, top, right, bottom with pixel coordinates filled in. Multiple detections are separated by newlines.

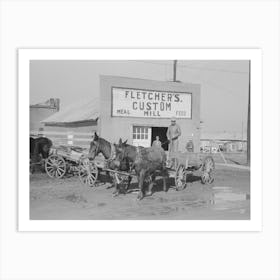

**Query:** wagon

left=91, top=151, right=215, bottom=194
left=44, top=145, right=98, bottom=186
left=169, top=152, right=215, bottom=191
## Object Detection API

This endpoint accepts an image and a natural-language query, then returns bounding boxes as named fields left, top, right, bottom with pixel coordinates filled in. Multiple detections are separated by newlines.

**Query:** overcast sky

left=30, top=60, right=249, bottom=133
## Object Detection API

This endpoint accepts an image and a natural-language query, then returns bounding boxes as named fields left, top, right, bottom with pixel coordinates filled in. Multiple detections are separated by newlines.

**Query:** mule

left=30, top=137, right=52, bottom=173
left=88, top=132, right=131, bottom=195
left=30, top=137, right=52, bottom=162
left=115, top=139, right=168, bottom=200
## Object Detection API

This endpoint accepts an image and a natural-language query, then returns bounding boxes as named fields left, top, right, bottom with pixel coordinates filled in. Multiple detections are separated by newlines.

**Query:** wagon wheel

left=167, top=157, right=179, bottom=170
left=45, top=154, right=66, bottom=178
left=175, top=164, right=188, bottom=191
left=201, top=156, right=215, bottom=185
left=78, top=158, right=98, bottom=187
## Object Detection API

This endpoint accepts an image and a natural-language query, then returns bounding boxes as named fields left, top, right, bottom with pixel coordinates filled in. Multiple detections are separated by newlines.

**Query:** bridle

left=89, top=140, right=100, bottom=159
left=114, top=144, right=134, bottom=172
left=116, top=144, right=138, bottom=165
left=115, top=144, right=127, bottom=162
left=90, top=140, right=117, bottom=165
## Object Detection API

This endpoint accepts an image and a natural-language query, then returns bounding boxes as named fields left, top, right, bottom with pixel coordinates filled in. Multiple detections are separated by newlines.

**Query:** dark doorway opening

left=151, top=127, right=168, bottom=151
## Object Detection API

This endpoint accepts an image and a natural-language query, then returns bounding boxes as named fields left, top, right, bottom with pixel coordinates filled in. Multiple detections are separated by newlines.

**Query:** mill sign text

left=112, top=87, right=192, bottom=118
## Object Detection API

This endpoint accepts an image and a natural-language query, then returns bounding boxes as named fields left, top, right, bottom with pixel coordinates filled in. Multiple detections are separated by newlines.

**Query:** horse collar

left=108, top=143, right=116, bottom=161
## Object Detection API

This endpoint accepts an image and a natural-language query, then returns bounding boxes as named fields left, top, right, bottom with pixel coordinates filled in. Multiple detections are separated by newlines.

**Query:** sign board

left=111, top=87, right=192, bottom=118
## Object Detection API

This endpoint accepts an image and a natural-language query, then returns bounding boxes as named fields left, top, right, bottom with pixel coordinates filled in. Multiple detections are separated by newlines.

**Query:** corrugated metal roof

left=41, top=98, right=99, bottom=124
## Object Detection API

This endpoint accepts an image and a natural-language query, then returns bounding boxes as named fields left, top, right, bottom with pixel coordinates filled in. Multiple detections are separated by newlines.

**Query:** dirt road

left=30, top=166, right=250, bottom=220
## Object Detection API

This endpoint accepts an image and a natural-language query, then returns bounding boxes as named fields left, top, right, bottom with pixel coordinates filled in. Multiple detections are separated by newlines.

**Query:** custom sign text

left=112, top=87, right=192, bottom=118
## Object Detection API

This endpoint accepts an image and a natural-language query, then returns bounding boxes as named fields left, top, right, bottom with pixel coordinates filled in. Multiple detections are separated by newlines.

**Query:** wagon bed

left=168, top=151, right=215, bottom=190
left=44, top=145, right=99, bottom=186
left=169, top=151, right=210, bottom=168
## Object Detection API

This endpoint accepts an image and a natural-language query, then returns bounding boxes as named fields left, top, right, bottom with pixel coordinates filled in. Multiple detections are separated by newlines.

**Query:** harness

left=135, top=146, right=142, bottom=162
left=107, top=143, right=116, bottom=162
left=91, top=141, right=100, bottom=159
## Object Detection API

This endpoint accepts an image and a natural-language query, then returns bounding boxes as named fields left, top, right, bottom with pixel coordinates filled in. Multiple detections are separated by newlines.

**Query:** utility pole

left=173, top=60, right=177, bottom=82
left=247, top=61, right=251, bottom=165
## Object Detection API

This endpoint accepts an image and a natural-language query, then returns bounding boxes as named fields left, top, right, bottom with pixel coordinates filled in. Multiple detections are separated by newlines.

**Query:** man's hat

left=171, top=116, right=176, bottom=122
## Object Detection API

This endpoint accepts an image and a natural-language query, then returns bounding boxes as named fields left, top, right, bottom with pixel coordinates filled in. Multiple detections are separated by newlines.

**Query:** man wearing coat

left=166, top=117, right=181, bottom=157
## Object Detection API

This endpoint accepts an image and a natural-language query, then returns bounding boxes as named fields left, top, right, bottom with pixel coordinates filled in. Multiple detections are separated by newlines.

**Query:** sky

left=30, top=60, right=249, bottom=133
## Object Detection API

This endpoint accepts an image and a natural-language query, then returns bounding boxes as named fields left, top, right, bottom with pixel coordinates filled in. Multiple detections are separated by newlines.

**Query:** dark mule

left=115, top=139, right=168, bottom=200
left=30, top=137, right=52, bottom=173
left=30, top=137, right=52, bottom=162
left=88, top=132, right=131, bottom=194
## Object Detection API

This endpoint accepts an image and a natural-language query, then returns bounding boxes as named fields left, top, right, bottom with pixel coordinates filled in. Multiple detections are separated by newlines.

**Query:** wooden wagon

left=169, top=152, right=215, bottom=191
left=44, top=145, right=214, bottom=193
left=94, top=151, right=215, bottom=193
left=44, top=145, right=98, bottom=186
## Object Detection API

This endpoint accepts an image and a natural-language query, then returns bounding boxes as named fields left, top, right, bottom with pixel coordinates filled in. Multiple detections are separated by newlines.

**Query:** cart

left=100, top=152, right=215, bottom=194
left=44, top=145, right=98, bottom=186
left=169, top=152, right=215, bottom=191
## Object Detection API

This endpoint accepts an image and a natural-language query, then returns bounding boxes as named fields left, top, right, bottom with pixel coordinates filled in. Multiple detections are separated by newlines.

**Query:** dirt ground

left=30, top=165, right=250, bottom=220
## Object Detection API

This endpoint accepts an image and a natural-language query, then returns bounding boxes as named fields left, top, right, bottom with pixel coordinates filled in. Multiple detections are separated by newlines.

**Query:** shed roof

left=42, top=98, right=99, bottom=125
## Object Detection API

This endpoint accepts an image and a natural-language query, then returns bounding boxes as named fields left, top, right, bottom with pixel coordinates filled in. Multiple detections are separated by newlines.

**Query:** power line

left=130, top=60, right=249, bottom=75
left=178, top=64, right=249, bottom=75
left=128, top=60, right=248, bottom=97
left=178, top=68, right=246, bottom=98
left=199, top=78, right=242, bottom=97
left=129, top=60, right=171, bottom=66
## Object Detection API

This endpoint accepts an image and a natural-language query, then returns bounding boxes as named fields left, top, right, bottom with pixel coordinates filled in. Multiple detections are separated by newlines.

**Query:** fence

left=30, top=130, right=93, bottom=148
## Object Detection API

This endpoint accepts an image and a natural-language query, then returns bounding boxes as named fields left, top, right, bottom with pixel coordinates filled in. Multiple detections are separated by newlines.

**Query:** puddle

left=214, top=192, right=249, bottom=202
left=62, top=193, right=88, bottom=203
left=97, top=202, right=106, bottom=207
left=210, top=186, right=250, bottom=207
left=212, top=186, right=233, bottom=192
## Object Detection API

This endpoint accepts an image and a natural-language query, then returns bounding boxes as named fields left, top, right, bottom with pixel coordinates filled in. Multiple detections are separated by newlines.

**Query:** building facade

left=99, top=75, right=201, bottom=152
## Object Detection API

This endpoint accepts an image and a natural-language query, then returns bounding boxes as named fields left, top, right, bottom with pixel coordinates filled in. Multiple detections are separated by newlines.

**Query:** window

left=133, top=126, right=149, bottom=140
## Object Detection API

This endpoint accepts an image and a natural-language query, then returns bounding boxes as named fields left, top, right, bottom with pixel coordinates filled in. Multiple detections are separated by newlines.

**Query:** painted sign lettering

left=112, top=87, right=192, bottom=118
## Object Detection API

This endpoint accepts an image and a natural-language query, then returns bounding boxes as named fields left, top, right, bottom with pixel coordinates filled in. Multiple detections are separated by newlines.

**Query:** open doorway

left=151, top=127, right=168, bottom=150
